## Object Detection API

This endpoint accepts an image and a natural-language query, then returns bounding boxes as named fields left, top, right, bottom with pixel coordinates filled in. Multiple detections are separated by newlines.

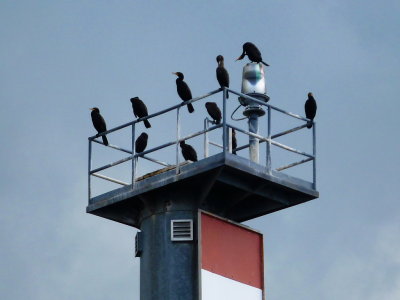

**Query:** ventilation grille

left=171, top=219, right=193, bottom=241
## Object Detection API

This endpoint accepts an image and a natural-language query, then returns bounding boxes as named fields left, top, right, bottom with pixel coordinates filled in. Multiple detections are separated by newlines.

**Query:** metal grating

left=171, top=219, right=193, bottom=241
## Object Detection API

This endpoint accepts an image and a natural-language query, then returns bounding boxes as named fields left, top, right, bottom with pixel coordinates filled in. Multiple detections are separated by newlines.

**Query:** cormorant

left=173, top=72, right=194, bottom=113
left=180, top=141, right=198, bottom=162
left=232, top=128, right=237, bottom=155
left=130, top=97, right=151, bottom=128
left=205, top=102, right=222, bottom=124
left=216, top=55, right=229, bottom=98
left=135, top=132, right=148, bottom=153
left=236, top=42, right=269, bottom=66
left=90, top=107, right=109, bottom=146
left=304, top=92, right=317, bottom=129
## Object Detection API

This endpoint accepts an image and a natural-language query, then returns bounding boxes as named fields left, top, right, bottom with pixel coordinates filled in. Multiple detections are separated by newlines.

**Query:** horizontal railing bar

left=90, top=155, right=133, bottom=174
left=89, top=89, right=222, bottom=140
left=275, top=157, right=313, bottom=171
left=234, top=143, right=249, bottom=152
left=133, top=124, right=223, bottom=158
left=271, top=124, right=308, bottom=139
left=228, top=124, right=269, bottom=143
left=140, top=155, right=171, bottom=167
left=227, top=89, right=309, bottom=122
left=270, top=140, right=313, bottom=158
left=209, top=141, right=223, bottom=148
left=92, top=173, right=130, bottom=186
left=227, top=124, right=313, bottom=158
left=92, top=139, right=133, bottom=154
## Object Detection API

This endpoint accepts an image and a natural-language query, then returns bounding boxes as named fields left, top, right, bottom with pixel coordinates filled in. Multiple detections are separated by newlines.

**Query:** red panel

left=201, top=212, right=264, bottom=290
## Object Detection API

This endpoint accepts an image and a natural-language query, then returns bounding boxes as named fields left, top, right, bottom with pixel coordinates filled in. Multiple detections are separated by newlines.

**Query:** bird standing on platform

left=216, top=55, right=229, bottom=98
left=236, top=42, right=270, bottom=66
left=131, top=97, right=151, bottom=128
left=304, top=92, right=317, bottom=129
left=205, top=102, right=222, bottom=124
left=90, top=107, right=109, bottom=146
left=173, top=72, right=194, bottom=113
left=135, top=132, right=148, bottom=153
left=180, top=141, right=198, bottom=162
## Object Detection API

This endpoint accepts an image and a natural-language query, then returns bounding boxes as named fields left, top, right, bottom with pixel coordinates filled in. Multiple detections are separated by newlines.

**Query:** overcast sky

left=1, top=1, right=400, bottom=299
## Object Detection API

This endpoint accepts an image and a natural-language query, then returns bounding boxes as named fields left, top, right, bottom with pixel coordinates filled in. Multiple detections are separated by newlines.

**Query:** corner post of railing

left=222, top=87, right=228, bottom=154
left=204, top=118, right=209, bottom=158
left=176, top=107, right=181, bottom=175
left=131, top=123, right=136, bottom=187
left=266, top=106, right=272, bottom=174
left=312, top=122, right=317, bottom=189
left=88, top=139, right=92, bottom=201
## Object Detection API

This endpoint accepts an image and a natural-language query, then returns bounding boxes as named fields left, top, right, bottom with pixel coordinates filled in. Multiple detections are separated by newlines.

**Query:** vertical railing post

left=266, top=106, right=272, bottom=174
left=312, top=122, right=317, bottom=189
left=204, top=118, right=209, bottom=158
left=176, top=107, right=181, bottom=175
left=131, top=123, right=136, bottom=187
left=228, top=127, right=232, bottom=153
left=222, top=87, right=228, bottom=153
left=88, top=139, right=92, bottom=201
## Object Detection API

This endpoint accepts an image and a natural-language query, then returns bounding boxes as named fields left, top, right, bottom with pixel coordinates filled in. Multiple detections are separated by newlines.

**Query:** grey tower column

left=138, top=190, right=199, bottom=300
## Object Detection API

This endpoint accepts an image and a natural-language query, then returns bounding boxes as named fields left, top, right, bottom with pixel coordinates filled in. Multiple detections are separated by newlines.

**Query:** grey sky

left=1, top=1, right=399, bottom=299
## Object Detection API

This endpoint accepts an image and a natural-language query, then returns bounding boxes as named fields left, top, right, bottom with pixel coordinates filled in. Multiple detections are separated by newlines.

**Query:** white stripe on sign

left=201, top=269, right=263, bottom=300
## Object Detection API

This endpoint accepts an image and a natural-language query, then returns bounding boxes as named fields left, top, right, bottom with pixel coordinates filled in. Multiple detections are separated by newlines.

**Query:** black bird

left=135, top=132, right=148, bottom=153
left=304, top=92, right=317, bottom=129
left=236, top=42, right=269, bottom=66
left=130, top=97, right=151, bottom=128
left=232, top=128, right=237, bottom=155
left=205, top=102, right=222, bottom=124
left=180, top=141, right=198, bottom=162
left=216, top=55, right=229, bottom=98
left=90, top=107, right=109, bottom=146
left=173, top=72, right=194, bottom=113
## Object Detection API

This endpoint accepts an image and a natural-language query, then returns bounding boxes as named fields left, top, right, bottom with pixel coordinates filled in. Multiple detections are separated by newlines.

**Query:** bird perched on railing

left=90, top=107, right=109, bottom=146
left=180, top=141, right=198, bottom=162
left=173, top=72, right=194, bottom=113
left=131, top=97, right=151, bottom=128
left=236, top=42, right=269, bottom=66
left=232, top=128, right=237, bottom=155
left=216, top=55, right=229, bottom=98
left=304, top=92, right=317, bottom=129
left=205, top=102, right=222, bottom=124
left=135, top=132, right=148, bottom=153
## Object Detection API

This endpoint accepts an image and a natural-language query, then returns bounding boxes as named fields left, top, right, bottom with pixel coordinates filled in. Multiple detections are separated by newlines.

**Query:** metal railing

left=88, top=87, right=316, bottom=201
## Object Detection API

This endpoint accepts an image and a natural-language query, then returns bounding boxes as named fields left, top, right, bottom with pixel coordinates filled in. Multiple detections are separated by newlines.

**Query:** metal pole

left=132, top=123, right=136, bottom=187
left=248, top=113, right=259, bottom=163
left=266, top=106, right=272, bottom=174
left=88, top=139, right=92, bottom=201
left=222, top=87, right=228, bottom=153
left=204, top=118, right=209, bottom=158
left=176, top=107, right=181, bottom=175
left=313, top=123, right=317, bottom=189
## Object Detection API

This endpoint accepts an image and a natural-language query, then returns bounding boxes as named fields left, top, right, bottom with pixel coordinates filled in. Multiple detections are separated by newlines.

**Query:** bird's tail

left=187, top=103, right=194, bottom=113
left=102, top=135, right=109, bottom=146
left=307, top=121, right=313, bottom=129
left=226, top=90, right=229, bottom=99
left=144, top=119, right=151, bottom=128
left=262, top=61, right=270, bottom=67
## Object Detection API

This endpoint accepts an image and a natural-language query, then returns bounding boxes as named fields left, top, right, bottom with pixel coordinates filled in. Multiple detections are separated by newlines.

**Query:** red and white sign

left=199, top=211, right=265, bottom=300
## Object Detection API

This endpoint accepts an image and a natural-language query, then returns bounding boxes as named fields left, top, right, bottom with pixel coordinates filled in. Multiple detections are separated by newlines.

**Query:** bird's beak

left=236, top=53, right=245, bottom=61
left=172, top=72, right=178, bottom=76
left=90, top=108, right=94, bottom=111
